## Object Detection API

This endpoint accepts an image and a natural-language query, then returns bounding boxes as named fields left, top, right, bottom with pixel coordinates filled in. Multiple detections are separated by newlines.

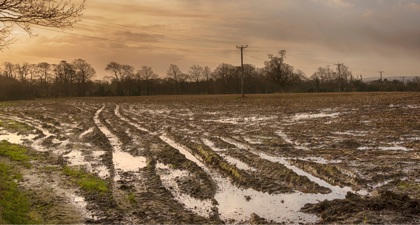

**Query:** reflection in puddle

left=0, top=130, right=36, bottom=145
left=64, top=149, right=85, bottom=165
left=292, top=112, right=340, bottom=121
left=275, top=130, right=309, bottom=150
left=115, top=105, right=155, bottom=135
left=79, top=127, right=94, bottom=139
left=201, top=138, right=225, bottom=152
left=94, top=105, right=147, bottom=181
left=113, top=151, right=147, bottom=172
left=202, top=137, right=256, bottom=172
left=222, top=154, right=257, bottom=172
left=160, top=134, right=361, bottom=223
left=358, top=146, right=410, bottom=151
left=290, top=157, right=342, bottom=164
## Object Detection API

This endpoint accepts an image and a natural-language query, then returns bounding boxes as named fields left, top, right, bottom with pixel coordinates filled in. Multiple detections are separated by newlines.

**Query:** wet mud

left=0, top=93, right=419, bottom=223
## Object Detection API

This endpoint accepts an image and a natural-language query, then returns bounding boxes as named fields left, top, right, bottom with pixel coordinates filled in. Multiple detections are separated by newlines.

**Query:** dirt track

left=0, top=92, right=419, bottom=224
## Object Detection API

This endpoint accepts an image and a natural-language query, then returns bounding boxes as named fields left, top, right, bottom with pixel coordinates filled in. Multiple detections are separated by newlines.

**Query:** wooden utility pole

left=335, top=63, right=343, bottom=92
left=402, top=76, right=406, bottom=92
left=378, top=71, right=384, bottom=82
left=237, top=45, right=248, bottom=97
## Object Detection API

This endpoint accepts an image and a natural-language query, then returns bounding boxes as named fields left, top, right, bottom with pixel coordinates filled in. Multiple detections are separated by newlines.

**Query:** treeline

left=1, top=51, right=420, bottom=101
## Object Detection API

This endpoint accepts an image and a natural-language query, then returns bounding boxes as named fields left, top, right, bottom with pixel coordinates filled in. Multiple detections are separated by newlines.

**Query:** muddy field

left=0, top=93, right=419, bottom=224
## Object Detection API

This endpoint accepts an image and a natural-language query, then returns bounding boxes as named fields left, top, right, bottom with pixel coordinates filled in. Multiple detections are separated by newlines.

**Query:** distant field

left=0, top=92, right=419, bottom=224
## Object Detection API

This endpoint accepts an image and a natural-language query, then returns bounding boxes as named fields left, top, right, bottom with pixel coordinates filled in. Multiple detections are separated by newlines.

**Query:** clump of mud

left=301, top=190, right=420, bottom=224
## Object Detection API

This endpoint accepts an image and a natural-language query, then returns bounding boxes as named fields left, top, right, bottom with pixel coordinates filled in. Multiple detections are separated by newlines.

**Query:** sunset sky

left=2, top=0, right=420, bottom=80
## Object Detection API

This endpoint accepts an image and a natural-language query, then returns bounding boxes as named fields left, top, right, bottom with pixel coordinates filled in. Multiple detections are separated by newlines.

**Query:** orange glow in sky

left=2, top=0, right=420, bottom=79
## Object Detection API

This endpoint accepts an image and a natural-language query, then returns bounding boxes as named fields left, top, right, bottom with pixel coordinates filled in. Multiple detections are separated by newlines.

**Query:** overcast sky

left=2, top=0, right=420, bottom=79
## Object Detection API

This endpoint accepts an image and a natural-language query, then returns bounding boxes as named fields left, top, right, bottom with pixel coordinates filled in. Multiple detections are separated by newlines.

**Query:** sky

left=2, top=0, right=420, bottom=80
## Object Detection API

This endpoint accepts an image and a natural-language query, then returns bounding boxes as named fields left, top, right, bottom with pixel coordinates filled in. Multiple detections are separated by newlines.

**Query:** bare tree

left=264, top=50, right=295, bottom=92
left=189, top=65, right=203, bottom=82
left=212, top=63, right=238, bottom=94
left=15, top=62, right=30, bottom=82
left=2, top=62, right=14, bottom=78
left=0, top=0, right=85, bottom=49
left=73, top=58, right=95, bottom=96
left=203, top=66, right=211, bottom=94
left=189, top=64, right=203, bottom=93
left=54, top=60, right=76, bottom=96
left=166, top=64, right=188, bottom=94
left=105, top=62, right=124, bottom=95
left=138, top=65, right=157, bottom=96
left=36, top=62, right=52, bottom=97
left=121, top=64, right=135, bottom=96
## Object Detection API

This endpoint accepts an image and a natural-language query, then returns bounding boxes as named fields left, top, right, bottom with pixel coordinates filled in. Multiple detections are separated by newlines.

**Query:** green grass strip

left=0, top=119, right=31, bottom=132
left=0, top=162, right=38, bottom=224
left=0, top=141, right=31, bottom=167
left=63, top=166, right=109, bottom=194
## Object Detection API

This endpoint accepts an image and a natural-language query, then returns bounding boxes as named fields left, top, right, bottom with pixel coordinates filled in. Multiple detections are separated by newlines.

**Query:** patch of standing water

left=201, top=138, right=225, bottom=152
left=291, top=112, right=340, bottom=121
left=63, top=149, right=86, bottom=165
left=160, top=134, right=361, bottom=223
left=222, top=154, right=257, bottom=172
left=202, top=137, right=257, bottom=172
left=114, top=105, right=154, bottom=135
left=333, top=131, right=368, bottom=137
left=0, top=130, right=36, bottom=145
left=242, top=136, right=264, bottom=145
left=357, top=146, right=410, bottom=151
left=94, top=105, right=147, bottom=181
left=275, top=130, right=309, bottom=150
left=289, top=157, right=342, bottom=164
left=79, top=127, right=94, bottom=139
left=156, top=162, right=214, bottom=218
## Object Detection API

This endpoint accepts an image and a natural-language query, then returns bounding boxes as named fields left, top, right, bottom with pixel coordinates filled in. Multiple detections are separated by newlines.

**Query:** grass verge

left=0, top=119, right=31, bottom=132
left=63, top=166, right=110, bottom=195
left=0, top=140, right=31, bottom=167
left=0, top=162, right=40, bottom=224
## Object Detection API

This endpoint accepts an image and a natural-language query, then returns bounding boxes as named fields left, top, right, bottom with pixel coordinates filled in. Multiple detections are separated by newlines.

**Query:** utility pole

left=237, top=45, right=248, bottom=98
left=402, top=76, right=406, bottom=92
left=378, top=71, right=384, bottom=82
left=335, top=63, right=343, bottom=92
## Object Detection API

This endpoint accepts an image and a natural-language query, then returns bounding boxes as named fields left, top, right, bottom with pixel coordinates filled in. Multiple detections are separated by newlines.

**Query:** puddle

left=93, top=165, right=111, bottom=179
left=222, top=154, right=257, bottom=172
left=93, top=105, right=147, bottom=181
left=160, top=134, right=363, bottom=223
left=333, top=131, right=367, bottom=137
left=156, top=162, right=214, bottom=218
left=203, top=116, right=277, bottom=125
left=113, top=150, right=147, bottom=172
left=291, top=112, right=340, bottom=121
left=242, top=136, right=264, bottom=145
left=358, top=146, right=411, bottom=151
left=66, top=190, right=101, bottom=221
left=202, top=137, right=256, bottom=172
left=160, top=134, right=207, bottom=172
left=275, top=130, right=309, bottom=150
left=291, top=157, right=342, bottom=164
left=79, top=127, right=94, bottom=139
left=64, top=149, right=86, bottom=166
left=201, top=138, right=225, bottom=152
left=115, top=105, right=153, bottom=134
left=0, top=130, right=36, bottom=145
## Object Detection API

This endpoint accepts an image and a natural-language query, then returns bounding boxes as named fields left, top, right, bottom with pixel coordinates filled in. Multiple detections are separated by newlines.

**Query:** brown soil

left=0, top=92, right=419, bottom=223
